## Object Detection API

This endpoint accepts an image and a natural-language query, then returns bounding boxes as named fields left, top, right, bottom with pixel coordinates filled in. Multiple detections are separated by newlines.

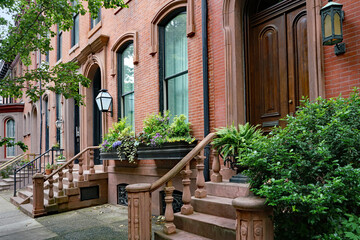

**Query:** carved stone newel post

left=32, top=173, right=45, bottom=217
left=126, top=183, right=152, bottom=240
left=232, top=197, right=274, bottom=240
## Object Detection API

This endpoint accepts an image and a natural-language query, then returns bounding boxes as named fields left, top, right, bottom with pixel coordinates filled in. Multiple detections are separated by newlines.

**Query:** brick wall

left=322, top=0, right=360, bottom=98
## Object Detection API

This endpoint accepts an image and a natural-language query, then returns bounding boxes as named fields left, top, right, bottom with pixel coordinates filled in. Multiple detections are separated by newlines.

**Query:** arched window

left=5, top=118, right=15, bottom=157
left=117, top=42, right=135, bottom=129
left=159, top=11, right=188, bottom=117
left=23, top=115, right=26, bottom=136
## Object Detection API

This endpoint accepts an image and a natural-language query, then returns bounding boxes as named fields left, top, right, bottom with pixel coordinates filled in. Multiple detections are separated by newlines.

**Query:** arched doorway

left=246, top=0, right=309, bottom=131
left=92, top=68, right=102, bottom=164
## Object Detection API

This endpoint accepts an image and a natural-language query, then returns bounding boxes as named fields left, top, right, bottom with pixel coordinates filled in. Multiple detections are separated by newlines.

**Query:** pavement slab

left=0, top=190, right=165, bottom=240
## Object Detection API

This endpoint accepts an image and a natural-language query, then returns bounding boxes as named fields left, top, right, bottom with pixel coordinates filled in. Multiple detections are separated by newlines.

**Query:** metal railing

left=13, top=148, right=63, bottom=197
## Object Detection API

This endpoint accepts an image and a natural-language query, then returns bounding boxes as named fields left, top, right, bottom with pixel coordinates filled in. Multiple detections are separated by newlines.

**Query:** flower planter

left=100, top=141, right=197, bottom=161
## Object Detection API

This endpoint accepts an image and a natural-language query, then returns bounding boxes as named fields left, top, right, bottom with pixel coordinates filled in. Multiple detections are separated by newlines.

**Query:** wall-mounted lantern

left=55, top=119, right=63, bottom=129
left=320, top=0, right=345, bottom=55
left=96, top=89, right=113, bottom=115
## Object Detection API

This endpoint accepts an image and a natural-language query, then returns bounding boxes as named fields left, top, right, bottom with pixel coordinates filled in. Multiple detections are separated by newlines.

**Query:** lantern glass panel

left=102, top=97, right=112, bottom=111
left=324, top=14, right=332, bottom=38
left=96, top=97, right=102, bottom=111
left=334, top=12, right=341, bottom=35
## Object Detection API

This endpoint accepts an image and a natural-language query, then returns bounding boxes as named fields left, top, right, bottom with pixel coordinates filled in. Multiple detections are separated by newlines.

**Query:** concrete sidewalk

left=0, top=190, right=163, bottom=240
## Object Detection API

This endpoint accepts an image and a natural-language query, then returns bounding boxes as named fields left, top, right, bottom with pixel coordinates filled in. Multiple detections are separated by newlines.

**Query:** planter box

left=100, top=141, right=197, bottom=161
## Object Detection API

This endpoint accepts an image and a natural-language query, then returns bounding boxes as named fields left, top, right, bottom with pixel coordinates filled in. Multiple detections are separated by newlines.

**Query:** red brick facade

left=322, top=0, right=360, bottom=98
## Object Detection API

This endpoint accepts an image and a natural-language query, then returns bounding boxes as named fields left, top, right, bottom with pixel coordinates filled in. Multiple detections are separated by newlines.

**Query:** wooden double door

left=247, top=0, right=309, bottom=131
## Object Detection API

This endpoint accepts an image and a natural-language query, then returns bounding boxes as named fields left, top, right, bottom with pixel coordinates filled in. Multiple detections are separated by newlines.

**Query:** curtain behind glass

left=122, top=44, right=135, bottom=129
left=164, top=13, right=188, bottom=117
left=6, top=119, right=15, bottom=157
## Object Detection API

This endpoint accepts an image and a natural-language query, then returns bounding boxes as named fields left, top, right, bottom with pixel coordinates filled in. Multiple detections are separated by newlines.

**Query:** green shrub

left=242, top=91, right=360, bottom=239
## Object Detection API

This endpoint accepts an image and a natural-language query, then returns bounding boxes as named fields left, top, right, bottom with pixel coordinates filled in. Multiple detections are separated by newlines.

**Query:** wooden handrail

left=0, top=153, right=29, bottom=171
left=45, top=146, right=100, bottom=181
left=150, top=133, right=215, bottom=192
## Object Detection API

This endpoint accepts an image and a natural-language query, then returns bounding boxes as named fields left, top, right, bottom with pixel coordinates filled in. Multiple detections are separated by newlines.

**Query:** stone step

left=10, top=196, right=26, bottom=207
left=18, top=189, right=32, bottom=199
left=191, top=195, right=236, bottom=219
left=173, top=212, right=236, bottom=240
left=19, top=203, right=34, bottom=218
left=154, top=229, right=212, bottom=240
left=2, top=178, right=16, bottom=183
left=205, top=181, right=251, bottom=199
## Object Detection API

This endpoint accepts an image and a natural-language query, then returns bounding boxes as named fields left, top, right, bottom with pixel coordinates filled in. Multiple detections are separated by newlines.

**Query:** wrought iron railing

left=13, top=147, right=63, bottom=196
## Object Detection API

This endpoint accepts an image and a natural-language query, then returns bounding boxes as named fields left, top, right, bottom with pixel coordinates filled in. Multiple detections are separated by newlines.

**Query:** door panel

left=249, top=14, right=288, bottom=130
left=247, top=2, right=309, bottom=131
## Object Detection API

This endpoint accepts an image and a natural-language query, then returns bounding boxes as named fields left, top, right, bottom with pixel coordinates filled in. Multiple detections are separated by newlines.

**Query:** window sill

left=69, top=43, right=79, bottom=55
left=88, top=21, right=102, bottom=39
left=55, top=59, right=62, bottom=66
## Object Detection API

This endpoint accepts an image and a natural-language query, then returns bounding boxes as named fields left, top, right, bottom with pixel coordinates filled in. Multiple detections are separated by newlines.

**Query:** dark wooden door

left=93, top=68, right=102, bottom=165
left=247, top=1, right=309, bottom=131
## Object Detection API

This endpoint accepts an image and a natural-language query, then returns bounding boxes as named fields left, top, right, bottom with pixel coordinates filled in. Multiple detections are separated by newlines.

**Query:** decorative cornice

left=0, top=103, right=24, bottom=113
left=76, top=34, right=110, bottom=64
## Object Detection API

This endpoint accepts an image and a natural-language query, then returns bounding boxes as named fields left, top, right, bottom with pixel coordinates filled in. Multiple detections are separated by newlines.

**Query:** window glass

left=57, top=26, right=62, bottom=61
left=6, top=119, right=15, bottom=157
left=163, top=12, right=188, bottom=118
left=91, top=8, right=101, bottom=29
left=121, top=43, right=135, bottom=129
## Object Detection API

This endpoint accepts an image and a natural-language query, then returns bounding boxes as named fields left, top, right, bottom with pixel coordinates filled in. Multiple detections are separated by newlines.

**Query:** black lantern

left=96, top=89, right=113, bottom=113
left=320, top=0, right=345, bottom=55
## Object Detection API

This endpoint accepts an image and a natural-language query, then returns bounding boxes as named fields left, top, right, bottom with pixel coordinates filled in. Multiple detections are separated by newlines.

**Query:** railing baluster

left=48, top=175, right=55, bottom=204
left=211, top=150, right=222, bottom=182
left=181, top=163, right=193, bottom=215
left=78, top=154, right=84, bottom=181
left=58, top=169, right=64, bottom=196
left=195, top=150, right=207, bottom=198
left=68, top=163, right=74, bottom=188
left=89, top=149, right=95, bottom=174
left=163, top=180, right=176, bottom=234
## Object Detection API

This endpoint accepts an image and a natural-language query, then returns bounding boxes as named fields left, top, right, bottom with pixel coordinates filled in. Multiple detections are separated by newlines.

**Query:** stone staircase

left=155, top=181, right=250, bottom=240
left=0, top=171, right=33, bottom=191
left=10, top=169, right=108, bottom=218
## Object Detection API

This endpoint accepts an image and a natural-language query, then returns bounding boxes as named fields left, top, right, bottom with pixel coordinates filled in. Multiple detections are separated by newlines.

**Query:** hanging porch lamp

left=96, top=89, right=113, bottom=114
left=320, top=0, right=345, bottom=55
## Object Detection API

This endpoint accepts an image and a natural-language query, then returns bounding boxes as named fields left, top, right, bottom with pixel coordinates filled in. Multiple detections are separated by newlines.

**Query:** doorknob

left=289, top=99, right=293, bottom=104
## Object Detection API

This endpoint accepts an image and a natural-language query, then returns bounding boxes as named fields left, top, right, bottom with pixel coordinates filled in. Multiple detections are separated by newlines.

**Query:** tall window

left=91, top=8, right=101, bottom=29
left=159, top=11, right=188, bottom=117
left=5, top=119, right=15, bottom=157
left=57, top=26, right=62, bottom=61
left=118, top=43, right=135, bottom=129
left=71, top=1, right=79, bottom=47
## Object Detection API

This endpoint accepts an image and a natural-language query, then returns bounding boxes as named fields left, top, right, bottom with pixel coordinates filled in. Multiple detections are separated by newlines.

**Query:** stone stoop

left=10, top=170, right=108, bottom=218
left=154, top=181, right=251, bottom=240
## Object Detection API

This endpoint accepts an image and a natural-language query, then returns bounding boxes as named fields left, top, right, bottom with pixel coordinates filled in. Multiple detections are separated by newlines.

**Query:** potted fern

left=211, top=123, right=263, bottom=182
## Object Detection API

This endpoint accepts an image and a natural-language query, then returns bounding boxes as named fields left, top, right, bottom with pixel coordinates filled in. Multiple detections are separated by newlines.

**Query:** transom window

left=5, top=119, right=15, bottom=157
left=118, top=42, right=135, bottom=129
left=159, top=11, right=188, bottom=118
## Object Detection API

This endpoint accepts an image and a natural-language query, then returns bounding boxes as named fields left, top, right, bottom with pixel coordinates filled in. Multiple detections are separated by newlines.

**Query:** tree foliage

left=0, top=0, right=127, bottom=103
